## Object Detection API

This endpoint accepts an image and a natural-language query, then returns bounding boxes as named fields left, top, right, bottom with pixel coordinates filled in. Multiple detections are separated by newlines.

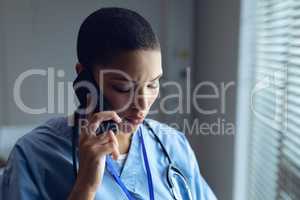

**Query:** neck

left=116, top=132, right=133, bottom=154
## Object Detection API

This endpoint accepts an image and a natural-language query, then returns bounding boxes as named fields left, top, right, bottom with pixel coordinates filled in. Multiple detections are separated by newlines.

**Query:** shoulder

left=4, top=116, right=74, bottom=174
left=144, top=118, right=197, bottom=177
left=16, top=116, right=72, bottom=147
left=144, top=118, right=189, bottom=148
left=9, top=116, right=73, bottom=163
left=2, top=116, right=75, bottom=199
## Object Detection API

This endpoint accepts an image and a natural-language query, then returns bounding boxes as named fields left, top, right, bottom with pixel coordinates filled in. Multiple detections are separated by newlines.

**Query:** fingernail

left=91, top=122, right=99, bottom=132
left=90, top=124, right=96, bottom=132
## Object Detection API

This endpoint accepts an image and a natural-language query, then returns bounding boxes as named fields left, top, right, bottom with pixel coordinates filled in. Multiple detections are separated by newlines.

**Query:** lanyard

left=105, top=127, right=155, bottom=200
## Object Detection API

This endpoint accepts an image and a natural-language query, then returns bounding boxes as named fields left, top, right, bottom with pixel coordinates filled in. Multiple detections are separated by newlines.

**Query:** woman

left=0, top=7, right=217, bottom=200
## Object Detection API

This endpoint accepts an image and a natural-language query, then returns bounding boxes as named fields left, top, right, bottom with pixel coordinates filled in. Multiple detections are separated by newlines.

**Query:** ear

left=75, top=63, right=84, bottom=75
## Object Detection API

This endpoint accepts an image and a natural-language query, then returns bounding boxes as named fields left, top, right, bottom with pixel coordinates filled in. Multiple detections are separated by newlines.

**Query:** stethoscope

left=71, top=111, right=193, bottom=200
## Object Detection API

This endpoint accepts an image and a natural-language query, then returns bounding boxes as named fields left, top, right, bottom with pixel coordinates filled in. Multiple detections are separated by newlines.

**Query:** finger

left=98, top=136, right=111, bottom=145
left=90, top=132, right=111, bottom=145
left=107, top=130, right=120, bottom=160
left=88, top=112, right=122, bottom=133
left=78, top=116, right=91, bottom=139
left=85, top=94, right=94, bottom=119
left=77, top=94, right=93, bottom=139
left=88, top=138, right=110, bottom=147
left=87, top=128, right=114, bottom=146
left=90, top=111, right=122, bottom=125
left=98, top=139, right=119, bottom=157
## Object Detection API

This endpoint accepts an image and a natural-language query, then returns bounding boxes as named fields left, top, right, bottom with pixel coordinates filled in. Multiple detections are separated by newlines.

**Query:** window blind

left=247, top=0, right=300, bottom=199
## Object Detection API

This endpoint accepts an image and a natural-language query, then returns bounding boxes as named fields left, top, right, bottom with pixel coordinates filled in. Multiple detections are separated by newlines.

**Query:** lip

left=124, top=116, right=144, bottom=125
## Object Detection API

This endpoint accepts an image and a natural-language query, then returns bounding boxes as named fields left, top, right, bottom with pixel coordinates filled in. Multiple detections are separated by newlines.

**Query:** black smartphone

left=73, top=69, right=118, bottom=135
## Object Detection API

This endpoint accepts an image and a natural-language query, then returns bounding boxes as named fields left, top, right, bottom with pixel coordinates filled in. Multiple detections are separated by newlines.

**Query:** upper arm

left=0, top=144, right=42, bottom=200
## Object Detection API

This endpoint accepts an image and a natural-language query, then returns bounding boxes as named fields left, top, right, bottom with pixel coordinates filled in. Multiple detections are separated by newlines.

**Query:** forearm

left=68, top=181, right=97, bottom=200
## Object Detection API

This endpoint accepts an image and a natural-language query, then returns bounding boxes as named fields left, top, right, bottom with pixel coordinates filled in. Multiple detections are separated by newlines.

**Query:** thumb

left=108, top=130, right=120, bottom=160
left=85, top=94, right=94, bottom=119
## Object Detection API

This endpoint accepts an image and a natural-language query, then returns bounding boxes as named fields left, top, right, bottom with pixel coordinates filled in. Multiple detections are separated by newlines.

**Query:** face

left=93, top=49, right=162, bottom=133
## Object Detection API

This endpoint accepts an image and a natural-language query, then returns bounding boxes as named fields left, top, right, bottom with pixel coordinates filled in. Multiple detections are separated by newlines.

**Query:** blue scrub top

left=0, top=116, right=217, bottom=200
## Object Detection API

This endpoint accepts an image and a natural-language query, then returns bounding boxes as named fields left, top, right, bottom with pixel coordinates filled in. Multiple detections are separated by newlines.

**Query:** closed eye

left=112, top=85, right=134, bottom=93
left=147, top=81, right=159, bottom=89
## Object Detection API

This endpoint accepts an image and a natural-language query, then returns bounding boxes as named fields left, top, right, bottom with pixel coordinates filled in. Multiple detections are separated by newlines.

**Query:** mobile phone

left=73, top=68, right=118, bottom=135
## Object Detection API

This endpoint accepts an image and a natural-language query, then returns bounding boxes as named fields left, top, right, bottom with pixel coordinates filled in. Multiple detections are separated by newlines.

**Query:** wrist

left=70, top=177, right=98, bottom=200
left=76, top=176, right=99, bottom=193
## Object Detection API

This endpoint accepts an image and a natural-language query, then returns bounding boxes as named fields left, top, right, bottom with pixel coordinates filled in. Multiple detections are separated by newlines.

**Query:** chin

left=118, top=119, right=142, bottom=134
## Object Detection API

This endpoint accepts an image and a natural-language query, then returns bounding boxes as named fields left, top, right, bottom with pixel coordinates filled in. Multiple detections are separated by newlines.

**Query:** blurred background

left=1, top=0, right=299, bottom=200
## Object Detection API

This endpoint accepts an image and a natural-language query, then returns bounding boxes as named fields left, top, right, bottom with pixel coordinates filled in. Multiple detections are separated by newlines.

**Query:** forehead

left=97, top=50, right=162, bottom=82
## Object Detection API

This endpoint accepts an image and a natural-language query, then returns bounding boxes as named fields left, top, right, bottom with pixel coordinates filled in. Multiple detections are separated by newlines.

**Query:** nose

left=132, top=86, right=147, bottom=111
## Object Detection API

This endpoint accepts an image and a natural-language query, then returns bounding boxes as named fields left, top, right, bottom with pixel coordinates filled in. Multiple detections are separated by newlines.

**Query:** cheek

left=104, top=91, right=131, bottom=110
left=146, top=89, right=159, bottom=108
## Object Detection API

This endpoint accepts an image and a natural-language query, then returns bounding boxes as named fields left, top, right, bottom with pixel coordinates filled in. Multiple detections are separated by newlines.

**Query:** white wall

left=0, top=0, right=5, bottom=126
left=0, top=0, right=165, bottom=126
left=0, top=1, right=6, bottom=160
left=0, top=0, right=165, bottom=160
left=157, top=0, right=195, bottom=126
left=193, top=1, right=240, bottom=200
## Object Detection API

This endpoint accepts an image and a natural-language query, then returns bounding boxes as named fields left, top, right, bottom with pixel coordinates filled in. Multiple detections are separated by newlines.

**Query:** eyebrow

left=111, top=74, right=163, bottom=83
left=149, top=74, right=163, bottom=82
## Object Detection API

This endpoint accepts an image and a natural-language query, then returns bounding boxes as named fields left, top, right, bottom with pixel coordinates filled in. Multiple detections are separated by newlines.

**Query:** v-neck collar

left=114, top=124, right=144, bottom=192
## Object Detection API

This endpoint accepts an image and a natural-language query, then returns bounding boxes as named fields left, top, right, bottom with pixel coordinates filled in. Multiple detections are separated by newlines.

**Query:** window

left=238, top=0, right=300, bottom=199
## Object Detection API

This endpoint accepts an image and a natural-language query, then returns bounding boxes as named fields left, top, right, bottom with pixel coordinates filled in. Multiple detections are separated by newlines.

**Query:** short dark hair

left=77, top=7, right=160, bottom=68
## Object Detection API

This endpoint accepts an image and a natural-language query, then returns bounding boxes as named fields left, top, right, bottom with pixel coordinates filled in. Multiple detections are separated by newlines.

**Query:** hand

left=68, top=97, right=122, bottom=200
left=76, top=110, right=122, bottom=191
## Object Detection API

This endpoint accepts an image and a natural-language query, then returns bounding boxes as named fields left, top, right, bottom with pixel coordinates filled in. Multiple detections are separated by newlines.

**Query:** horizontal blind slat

left=248, top=1, right=300, bottom=199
